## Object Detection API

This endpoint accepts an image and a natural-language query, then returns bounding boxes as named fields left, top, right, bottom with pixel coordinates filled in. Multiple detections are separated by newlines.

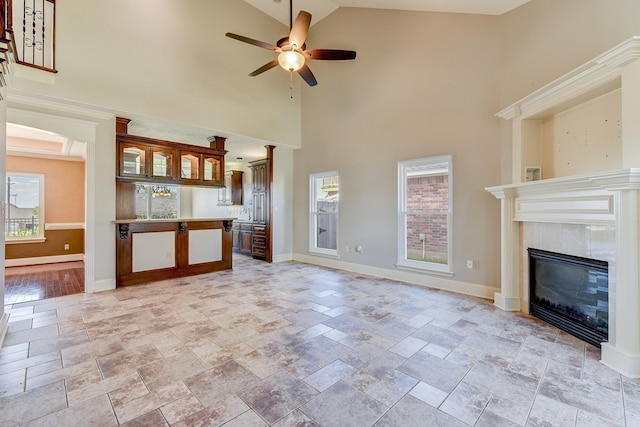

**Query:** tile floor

left=4, top=262, right=84, bottom=305
left=1, top=256, right=639, bottom=426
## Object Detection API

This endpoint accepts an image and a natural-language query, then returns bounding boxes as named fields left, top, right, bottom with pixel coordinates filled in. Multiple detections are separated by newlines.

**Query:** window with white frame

left=5, top=173, right=45, bottom=241
left=398, top=155, right=452, bottom=274
left=309, top=172, right=339, bottom=256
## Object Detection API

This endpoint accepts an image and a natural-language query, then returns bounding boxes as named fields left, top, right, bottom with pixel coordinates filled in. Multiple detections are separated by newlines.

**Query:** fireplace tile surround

left=487, top=36, right=640, bottom=378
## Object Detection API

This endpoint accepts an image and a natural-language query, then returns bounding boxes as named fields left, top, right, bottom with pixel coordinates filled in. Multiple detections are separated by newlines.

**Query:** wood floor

left=4, top=261, right=84, bottom=305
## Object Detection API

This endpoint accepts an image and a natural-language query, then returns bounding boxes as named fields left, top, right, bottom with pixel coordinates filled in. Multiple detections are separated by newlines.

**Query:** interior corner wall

left=273, top=146, right=294, bottom=261
left=499, top=0, right=640, bottom=107
left=295, top=8, right=503, bottom=292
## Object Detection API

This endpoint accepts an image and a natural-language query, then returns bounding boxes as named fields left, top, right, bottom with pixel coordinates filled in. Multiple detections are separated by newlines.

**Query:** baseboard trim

left=273, top=253, right=293, bottom=263
left=5, top=254, right=84, bottom=267
left=88, top=278, right=116, bottom=293
left=292, top=253, right=497, bottom=300
left=601, top=342, right=640, bottom=378
left=0, top=312, right=8, bottom=349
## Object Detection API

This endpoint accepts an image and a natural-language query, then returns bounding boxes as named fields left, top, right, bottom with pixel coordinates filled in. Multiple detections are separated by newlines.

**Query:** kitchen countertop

left=113, top=218, right=237, bottom=224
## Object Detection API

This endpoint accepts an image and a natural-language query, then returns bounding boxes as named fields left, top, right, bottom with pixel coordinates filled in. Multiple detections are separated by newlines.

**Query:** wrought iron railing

left=4, top=0, right=56, bottom=72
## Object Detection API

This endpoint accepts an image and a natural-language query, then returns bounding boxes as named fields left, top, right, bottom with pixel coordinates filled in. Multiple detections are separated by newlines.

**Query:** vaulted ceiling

left=243, top=0, right=532, bottom=26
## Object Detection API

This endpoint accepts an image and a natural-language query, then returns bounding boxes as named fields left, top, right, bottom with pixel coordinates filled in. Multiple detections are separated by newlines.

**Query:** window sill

left=396, top=263, right=454, bottom=277
left=5, top=237, right=46, bottom=244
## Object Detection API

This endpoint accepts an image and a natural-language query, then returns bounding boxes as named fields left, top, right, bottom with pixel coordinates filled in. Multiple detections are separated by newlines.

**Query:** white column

left=601, top=188, right=640, bottom=378
left=492, top=188, right=521, bottom=311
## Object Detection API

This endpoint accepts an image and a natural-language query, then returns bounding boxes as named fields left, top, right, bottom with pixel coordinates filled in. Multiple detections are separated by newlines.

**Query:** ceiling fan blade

left=249, top=60, right=279, bottom=77
left=289, top=11, right=311, bottom=49
left=225, top=33, right=280, bottom=51
left=304, top=49, right=357, bottom=61
left=297, top=64, right=318, bottom=87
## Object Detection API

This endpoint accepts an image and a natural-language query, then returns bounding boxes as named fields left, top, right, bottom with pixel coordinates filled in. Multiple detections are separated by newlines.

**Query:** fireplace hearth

left=529, top=248, right=608, bottom=347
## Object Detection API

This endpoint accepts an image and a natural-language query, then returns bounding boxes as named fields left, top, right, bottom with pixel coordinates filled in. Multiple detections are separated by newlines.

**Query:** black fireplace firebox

left=528, top=248, right=608, bottom=347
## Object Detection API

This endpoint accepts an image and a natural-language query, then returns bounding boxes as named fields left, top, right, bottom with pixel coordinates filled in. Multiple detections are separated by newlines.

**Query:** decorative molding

left=222, top=220, right=233, bottom=233
left=5, top=253, right=84, bottom=267
left=45, top=222, right=85, bottom=230
left=7, top=89, right=115, bottom=121
left=494, top=293, right=521, bottom=312
left=601, top=343, right=640, bottom=379
left=179, top=222, right=188, bottom=235
left=118, top=223, right=129, bottom=239
left=496, top=36, right=640, bottom=120
left=515, top=194, right=615, bottom=224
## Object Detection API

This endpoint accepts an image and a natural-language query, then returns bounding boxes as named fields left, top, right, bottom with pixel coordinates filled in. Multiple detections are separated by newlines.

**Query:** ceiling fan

left=225, top=0, right=356, bottom=87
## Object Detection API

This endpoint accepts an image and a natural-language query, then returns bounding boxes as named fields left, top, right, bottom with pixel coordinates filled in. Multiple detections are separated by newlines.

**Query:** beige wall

left=540, top=91, right=622, bottom=178
left=294, top=1, right=640, bottom=294
left=296, top=8, right=503, bottom=290
left=5, top=155, right=85, bottom=260
left=6, top=155, right=85, bottom=223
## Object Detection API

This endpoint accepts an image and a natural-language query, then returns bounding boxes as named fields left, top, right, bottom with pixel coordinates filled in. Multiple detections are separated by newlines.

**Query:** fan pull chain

left=290, top=71, right=294, bottom=99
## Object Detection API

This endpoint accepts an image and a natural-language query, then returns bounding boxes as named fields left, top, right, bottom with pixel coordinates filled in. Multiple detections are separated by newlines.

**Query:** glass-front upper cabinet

left=151, top=148, right=176, bottom=180
left=180, top=152, right=201, bottom=182
left=203, top=156, right=222, bottom=185
left=120, top=143, right=147, bottom=177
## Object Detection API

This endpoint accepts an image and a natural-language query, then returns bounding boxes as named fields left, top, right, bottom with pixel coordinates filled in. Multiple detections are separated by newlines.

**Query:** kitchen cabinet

left=251, top=159, right=267, bottom=192
left=249, top=154, right=272, bottom=261
left=252, top=224, right=266, bottom=259
left=118, top=141, right=178, bottom=182
left=178, top=150, right=224, bottom=186
left=218, top=171, right=244, bottom=205
left=116, top=124, right=225, bottom=187
left=232, top=221, right=252, bottom=254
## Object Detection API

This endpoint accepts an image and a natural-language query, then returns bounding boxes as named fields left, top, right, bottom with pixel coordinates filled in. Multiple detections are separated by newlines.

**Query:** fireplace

left=529, top=248, right=608, bottom=347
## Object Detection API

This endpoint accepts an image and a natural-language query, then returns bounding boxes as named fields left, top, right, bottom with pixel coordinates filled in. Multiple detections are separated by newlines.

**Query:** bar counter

left=115, top=218, right=235, bottom=287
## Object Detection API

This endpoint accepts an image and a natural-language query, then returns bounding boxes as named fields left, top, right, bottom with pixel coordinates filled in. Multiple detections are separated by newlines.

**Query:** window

left=5, top=173, right=44, bottom=240
left=135, top=184, right=179, bottom=220
left=310, top=172, right=339, bottom=256
left=398, top=155, right=452, bottom=274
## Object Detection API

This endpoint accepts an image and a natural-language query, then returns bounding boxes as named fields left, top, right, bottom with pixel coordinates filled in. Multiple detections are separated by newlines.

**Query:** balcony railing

left=3, top=0, right=56, bottom=72
left=5, top=216, right=39, bottom=237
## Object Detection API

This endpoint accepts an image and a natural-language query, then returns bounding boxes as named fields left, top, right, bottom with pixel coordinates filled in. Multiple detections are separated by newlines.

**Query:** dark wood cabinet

left=249, top=159, right=267, bottom=225
left=116, top=121, right=226, bottom=187
left=252, top=224, right=266, bottom=259
left=232, top=221, right=252, bottom=254
left=218, top=170, right=243, bottom=205
left=251, top=159, right=267, bottom=192
left=249, top=153, right=272, bottom=261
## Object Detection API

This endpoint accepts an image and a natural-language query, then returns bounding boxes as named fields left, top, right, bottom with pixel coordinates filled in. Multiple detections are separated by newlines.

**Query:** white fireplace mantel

left=488, top=36, right=640, bottom=378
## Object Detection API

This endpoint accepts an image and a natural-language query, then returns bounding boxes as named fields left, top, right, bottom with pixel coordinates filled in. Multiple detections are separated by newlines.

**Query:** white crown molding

left=7, top=89, right=115, bottom=121
left=497, top=36, right=640, bottom=120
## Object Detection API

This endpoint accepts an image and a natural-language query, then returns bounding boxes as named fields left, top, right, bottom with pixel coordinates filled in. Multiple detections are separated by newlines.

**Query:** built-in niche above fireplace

left=529, top=248, right=608, bottom=348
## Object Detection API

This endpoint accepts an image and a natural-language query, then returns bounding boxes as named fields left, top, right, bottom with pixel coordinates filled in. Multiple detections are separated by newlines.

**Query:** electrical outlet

left=473, top=260, right=480, bottom=270
left=466, top=260, right=473, bottom=269
left=64, top=243, right=70, bottom=250
left=345, top=246, right=352, bottom=253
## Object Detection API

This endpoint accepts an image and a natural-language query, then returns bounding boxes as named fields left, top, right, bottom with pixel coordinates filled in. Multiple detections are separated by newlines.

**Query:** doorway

left=4, top=123, right=87, bottom=304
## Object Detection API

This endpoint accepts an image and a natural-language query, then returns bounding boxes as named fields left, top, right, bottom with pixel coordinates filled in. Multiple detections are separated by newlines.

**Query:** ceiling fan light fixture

left=278, top=50, right=305, bottom=72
